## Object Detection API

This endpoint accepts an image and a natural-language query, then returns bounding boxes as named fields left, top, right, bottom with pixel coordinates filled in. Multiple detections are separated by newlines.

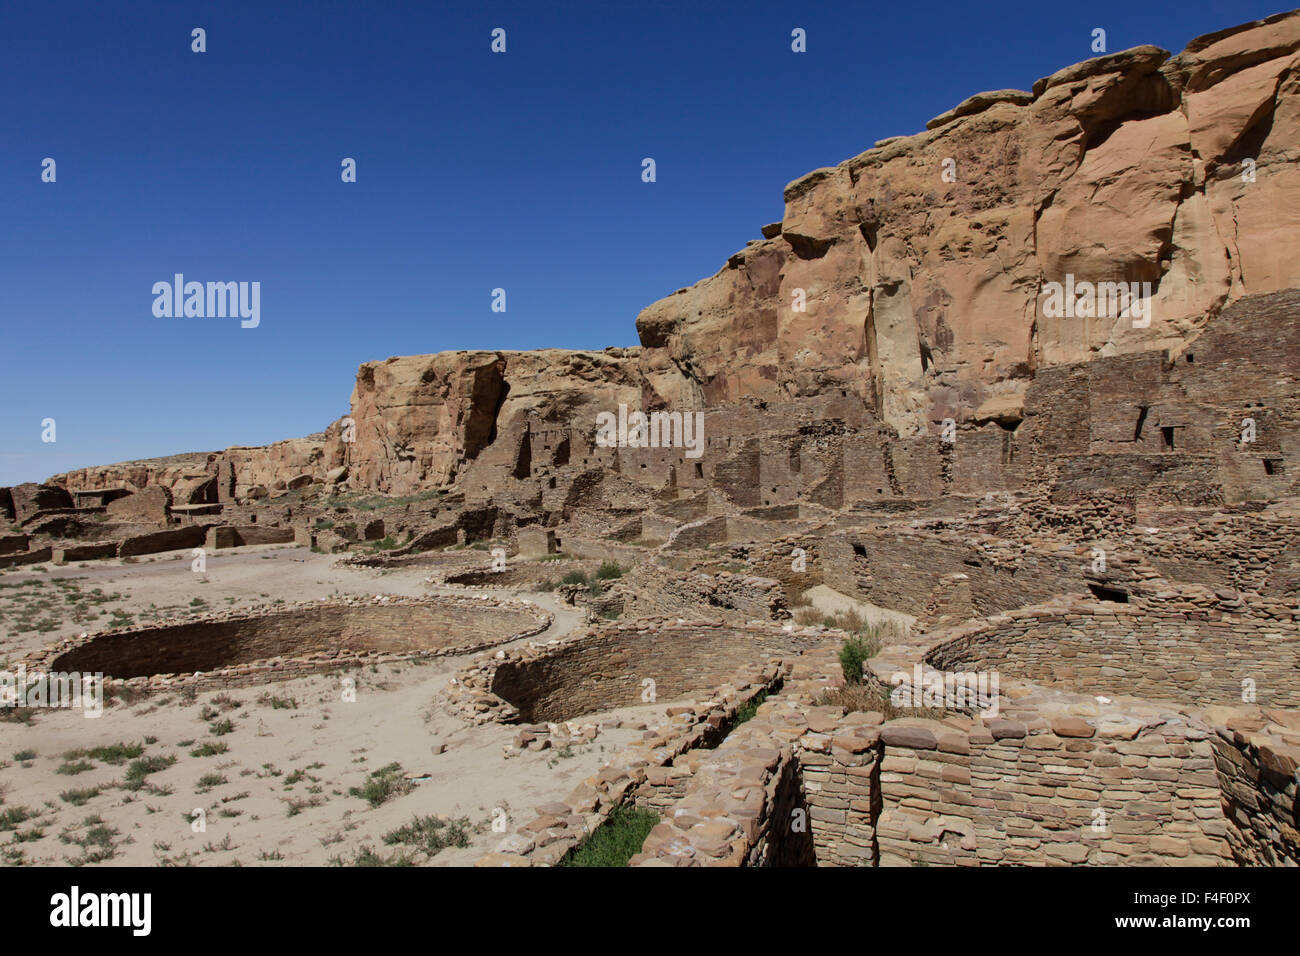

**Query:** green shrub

left=123, top=754, right=176, bottom=791
left=348, top=763, right=414, bottom=808
left=382, top=816, right=471, bottom=857
left=594, top=561, right=623, bottom=580
left=63, top=742, right=143, bottom=765
left=59, top=787, right=102, bottom=806
left=0, top=806, right=33, bottom=831
left=560, top=570, right=588, bottom=586
left=336, top=846, right=416, bottom=867
left=838, top=634, right=878, bottom=685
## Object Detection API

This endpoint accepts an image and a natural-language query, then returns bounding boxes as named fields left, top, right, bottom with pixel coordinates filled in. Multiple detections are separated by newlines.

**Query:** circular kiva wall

left=43, top=596, right=549, bottom=686
left=923, top=589, right=1300, bottom=707
left=486, top=621, right=823, bottom=723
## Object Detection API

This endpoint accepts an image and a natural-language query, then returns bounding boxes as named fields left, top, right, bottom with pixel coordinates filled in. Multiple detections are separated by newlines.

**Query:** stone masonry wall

left=924, top=587, right=1300, bottom=706
left=1208, top=708, right=1300, bottom=866
left=31, top=595, right=549, bottom=689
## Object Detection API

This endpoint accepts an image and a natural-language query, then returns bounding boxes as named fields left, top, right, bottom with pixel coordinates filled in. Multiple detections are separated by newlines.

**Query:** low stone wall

left=0, top=547, right=53, bottom=569
left=52, top=542, right=118, bottom=563
left=118, top=525, right=211, bottom=557
left=603, top=563, right=787, bottom=622
left=923, top=585, right=1300, bottom=707
left=662, top=516, right=728, bottom=551
left=633, top=713, right=815, bottom=866
left=439, top=558, right=595, bottom=590
left=26, top=594, right=550, bottom=691
left=556, top=534, right=647, bottom=566
left=205, top=525, right=296, bottom=548
left=869, top=711, right=1228, bottom=866
left=0, top=534, right=30, bottom=555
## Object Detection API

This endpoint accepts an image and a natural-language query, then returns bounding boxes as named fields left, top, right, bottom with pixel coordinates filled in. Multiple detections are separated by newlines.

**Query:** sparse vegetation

left=382, top=815, right=472, bottom=858
left=190, top=741, right=229, bottom=758
left=347, top=763, right=413, bottom=808
left=123, top=754, right=176, bottom=791
left=560, top=804, right=659, bottom=868
left=63, top=741, right=143, bottom=765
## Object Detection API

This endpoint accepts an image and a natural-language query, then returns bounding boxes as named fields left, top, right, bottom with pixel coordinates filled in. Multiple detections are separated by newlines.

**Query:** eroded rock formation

left=639, top=11, right=1300, bottom=435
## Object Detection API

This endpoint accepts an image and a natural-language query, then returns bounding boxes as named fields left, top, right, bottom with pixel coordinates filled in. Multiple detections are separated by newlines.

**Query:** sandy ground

left=802, top=584, right=916, bottom=636
left=0, top=547, right=663, bottom=866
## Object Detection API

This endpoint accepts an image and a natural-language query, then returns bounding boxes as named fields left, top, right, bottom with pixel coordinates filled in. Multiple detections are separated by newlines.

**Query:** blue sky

left=0, top=0, right=1277, bottom=485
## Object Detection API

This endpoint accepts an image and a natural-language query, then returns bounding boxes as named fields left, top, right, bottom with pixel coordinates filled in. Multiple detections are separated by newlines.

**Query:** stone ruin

left=7, top=10, right=1300, bottom=867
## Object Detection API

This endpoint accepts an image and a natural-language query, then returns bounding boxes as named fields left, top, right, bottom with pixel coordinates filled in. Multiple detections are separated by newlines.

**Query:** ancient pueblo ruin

left=3, top=10, right=1300, bottom=870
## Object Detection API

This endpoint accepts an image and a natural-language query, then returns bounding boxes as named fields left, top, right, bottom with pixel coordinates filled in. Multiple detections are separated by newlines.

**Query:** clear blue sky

left=0, top=0, right=1278, bottom=485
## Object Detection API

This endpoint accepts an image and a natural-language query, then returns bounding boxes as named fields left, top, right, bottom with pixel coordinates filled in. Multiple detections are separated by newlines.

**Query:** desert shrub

left=348, top=763, right=413, bottom=807
left=792, top=607, right=822, bottom=625
left=123, top=754, right=176, bottom=791
left=594, top=561, right=623, bottom=580
left=190, top=741, right=228, bottom=758
left=63, top=742, right=143, bottom=765
left=334, top=846, right=415, bottom=867
left=59, top=787, right=102, bottom=806
left=382, top=815, right=471, bottom=857
left=838, top=634, right=878, bottom=685
left=813, top=683, right=950, bottom=721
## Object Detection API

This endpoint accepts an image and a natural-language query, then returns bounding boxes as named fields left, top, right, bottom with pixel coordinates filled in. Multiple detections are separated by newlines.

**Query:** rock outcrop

left=348, top=348, right=642, bottom=495
left=637, top=11, right=1300, bottom=435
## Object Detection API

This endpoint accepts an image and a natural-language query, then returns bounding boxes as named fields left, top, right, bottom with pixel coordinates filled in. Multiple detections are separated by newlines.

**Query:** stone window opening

left=1088, top=583, right=1129, bottom=603
left=1161, top=426, right=1176, bottom=450
left=1264, top=459, right=1283, bottom=476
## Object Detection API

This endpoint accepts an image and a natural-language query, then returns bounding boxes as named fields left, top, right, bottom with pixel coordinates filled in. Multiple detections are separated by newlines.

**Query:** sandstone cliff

left=637, top=10, right=1300, bottom=436
left=346, top=348, right=642, bottom=495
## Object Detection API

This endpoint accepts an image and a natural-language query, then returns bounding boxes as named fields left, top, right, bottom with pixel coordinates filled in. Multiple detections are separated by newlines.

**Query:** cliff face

left=347, top=348, right=642, bottom=495
left=45, top=12, right=1300, bottom=503
left=636, top=11, right=1300, bottom=437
